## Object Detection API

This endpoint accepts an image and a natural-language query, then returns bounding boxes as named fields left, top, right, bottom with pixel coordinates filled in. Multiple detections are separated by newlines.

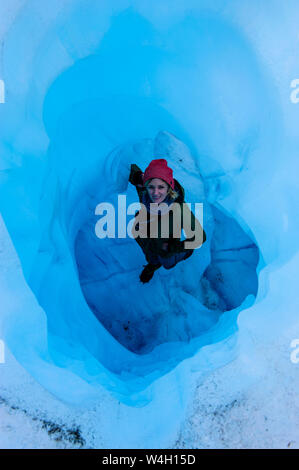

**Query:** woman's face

left=146, top=178, right=169, bottom=204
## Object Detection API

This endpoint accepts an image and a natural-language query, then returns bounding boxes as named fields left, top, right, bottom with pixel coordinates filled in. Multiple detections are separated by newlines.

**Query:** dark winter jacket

left=129, top=164, right=206, bottom=261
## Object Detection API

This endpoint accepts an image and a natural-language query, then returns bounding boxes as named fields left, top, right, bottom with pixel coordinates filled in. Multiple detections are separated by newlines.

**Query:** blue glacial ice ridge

left=0, top=0, right=285, bottom=414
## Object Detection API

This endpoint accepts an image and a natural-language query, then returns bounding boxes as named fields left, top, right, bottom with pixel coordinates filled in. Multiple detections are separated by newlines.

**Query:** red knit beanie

left=143, top=159, right=175, bottom=189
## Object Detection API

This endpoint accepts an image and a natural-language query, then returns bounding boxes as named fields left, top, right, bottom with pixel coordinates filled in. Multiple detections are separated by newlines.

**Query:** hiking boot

left=139, top=263, right=161, bottom=283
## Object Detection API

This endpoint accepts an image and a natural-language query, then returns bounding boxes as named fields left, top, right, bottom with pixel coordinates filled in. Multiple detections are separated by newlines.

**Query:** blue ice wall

left=0, top=0, right=291, bottom=447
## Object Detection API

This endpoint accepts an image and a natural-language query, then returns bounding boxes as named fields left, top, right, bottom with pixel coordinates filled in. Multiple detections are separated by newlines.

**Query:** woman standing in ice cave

left=129, top=159, right=206, bottom=283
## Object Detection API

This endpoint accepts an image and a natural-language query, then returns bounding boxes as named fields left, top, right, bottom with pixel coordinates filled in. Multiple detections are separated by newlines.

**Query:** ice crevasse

left=0, top=0, right=298, bottom=448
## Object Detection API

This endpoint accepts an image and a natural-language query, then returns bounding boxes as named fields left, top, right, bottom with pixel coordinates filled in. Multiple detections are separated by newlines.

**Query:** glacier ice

left=0, top=0, right=298, bottom=448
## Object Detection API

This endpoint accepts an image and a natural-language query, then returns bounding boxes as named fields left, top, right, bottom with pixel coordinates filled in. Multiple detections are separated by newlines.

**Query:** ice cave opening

left=73, top=132, right=260, bottom=356
left=40, top=12, right=261, bottom=360
left=1, top=4, right=278, bottom=405
left=42, top=76, right=260, bottom=361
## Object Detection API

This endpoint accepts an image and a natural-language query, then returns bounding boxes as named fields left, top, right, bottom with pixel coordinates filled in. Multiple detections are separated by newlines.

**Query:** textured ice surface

left=0, top=0, right=298, bottom=448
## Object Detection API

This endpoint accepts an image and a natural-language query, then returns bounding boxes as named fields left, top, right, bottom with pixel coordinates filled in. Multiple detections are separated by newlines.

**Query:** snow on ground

left=1, top=210, right=298, bottom=449
left=1, top=315, right=299, bottom=449
left=0, top=211, right=299, bottom=449
left=176, top=250, right=299, bottom=449
left=1, top=0, right=299, bottom=449
left=176, top=339, right=299, bottom=449
left=0, top=347, right=92, bottom=449
left=0, top=211, right=297, bottom=449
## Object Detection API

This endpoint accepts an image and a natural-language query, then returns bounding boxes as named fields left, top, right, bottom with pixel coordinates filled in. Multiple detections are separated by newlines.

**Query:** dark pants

left=147, top=249, right=193, bottom=270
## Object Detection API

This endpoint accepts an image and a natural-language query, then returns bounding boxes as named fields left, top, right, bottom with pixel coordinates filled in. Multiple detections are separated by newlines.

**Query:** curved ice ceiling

left=0, top=0, right=293, bottom=435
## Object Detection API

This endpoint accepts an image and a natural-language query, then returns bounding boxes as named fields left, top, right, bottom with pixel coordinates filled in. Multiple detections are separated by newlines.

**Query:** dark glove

left=129, top=164, right=144, bottom=187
